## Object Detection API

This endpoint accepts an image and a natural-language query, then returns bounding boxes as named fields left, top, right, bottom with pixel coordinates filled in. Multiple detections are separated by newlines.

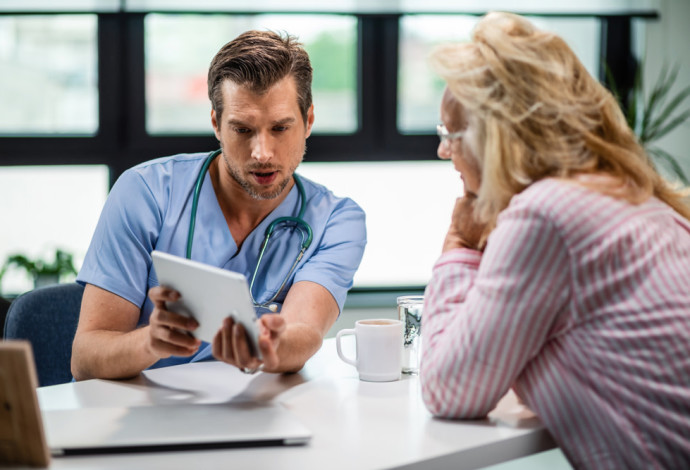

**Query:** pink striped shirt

left=421, top=178, right=690, bottom=469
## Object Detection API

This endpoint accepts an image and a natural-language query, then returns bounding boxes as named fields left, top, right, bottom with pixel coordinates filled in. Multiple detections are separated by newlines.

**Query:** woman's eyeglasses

left=436, top=124, right=466, bottom=149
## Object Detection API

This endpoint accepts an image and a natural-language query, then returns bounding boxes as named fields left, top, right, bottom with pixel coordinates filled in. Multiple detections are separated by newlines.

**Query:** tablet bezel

left=151, top=251, right=261, bottom=358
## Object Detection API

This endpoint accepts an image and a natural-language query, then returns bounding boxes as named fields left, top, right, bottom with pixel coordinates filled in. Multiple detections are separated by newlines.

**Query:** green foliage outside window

left=0, top=249, right=77, bottom=292
left=307, top=32, right=356, bottom=92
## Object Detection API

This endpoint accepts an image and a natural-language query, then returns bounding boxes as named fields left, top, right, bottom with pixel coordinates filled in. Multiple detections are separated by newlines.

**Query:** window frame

left=0, top=8, right=660, bottom=294
left=0, top=10, right=657, bottom=186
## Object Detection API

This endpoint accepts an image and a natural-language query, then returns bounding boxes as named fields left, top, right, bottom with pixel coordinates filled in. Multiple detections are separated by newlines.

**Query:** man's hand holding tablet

left=150, top=251, right=264, bottom=372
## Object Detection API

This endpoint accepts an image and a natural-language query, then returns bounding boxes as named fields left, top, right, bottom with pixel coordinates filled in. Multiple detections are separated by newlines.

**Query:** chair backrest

left=0, top=296, right=11, bottom=337
left=3, top=283, right=84, bottom=387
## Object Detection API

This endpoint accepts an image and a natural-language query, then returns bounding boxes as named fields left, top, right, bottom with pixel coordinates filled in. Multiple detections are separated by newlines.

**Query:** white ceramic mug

left=335, top=319, right=404, bottom=382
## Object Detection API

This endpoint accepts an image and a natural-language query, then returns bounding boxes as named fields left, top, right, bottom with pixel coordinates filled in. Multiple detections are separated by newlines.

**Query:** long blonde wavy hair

left=429, top=11, right=690, bottom=236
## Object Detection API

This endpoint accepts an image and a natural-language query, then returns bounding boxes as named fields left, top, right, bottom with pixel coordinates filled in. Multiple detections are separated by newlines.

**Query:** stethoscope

left=187, top=149, right=313, bottom=311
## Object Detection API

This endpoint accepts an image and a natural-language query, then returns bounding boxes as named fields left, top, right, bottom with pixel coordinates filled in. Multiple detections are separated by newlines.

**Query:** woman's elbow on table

left=420, top=370, right=493, bottom=419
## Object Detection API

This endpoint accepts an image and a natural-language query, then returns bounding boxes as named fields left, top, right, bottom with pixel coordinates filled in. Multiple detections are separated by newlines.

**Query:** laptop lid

left=43, top=401, right=311, bottom=456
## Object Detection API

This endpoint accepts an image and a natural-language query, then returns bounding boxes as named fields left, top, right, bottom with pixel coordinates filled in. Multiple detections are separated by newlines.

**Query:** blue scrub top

left=77, top=152, right=367, bottom=367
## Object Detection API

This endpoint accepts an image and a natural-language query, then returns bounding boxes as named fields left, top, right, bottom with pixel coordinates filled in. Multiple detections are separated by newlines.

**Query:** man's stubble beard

left=220, top=143, right=307, bottom=201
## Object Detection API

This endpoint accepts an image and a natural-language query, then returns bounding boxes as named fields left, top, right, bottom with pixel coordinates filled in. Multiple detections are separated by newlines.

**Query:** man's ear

left=211, top=109, right=221, bottom=141
left=305, top=104, right=315, bottom=138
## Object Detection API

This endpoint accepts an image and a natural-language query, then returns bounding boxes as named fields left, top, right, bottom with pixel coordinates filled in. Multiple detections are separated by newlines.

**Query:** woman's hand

left=443, top=193, right=487, bottom=252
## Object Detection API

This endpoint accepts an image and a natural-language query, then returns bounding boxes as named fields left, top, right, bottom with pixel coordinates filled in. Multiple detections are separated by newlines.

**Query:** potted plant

left=608, top=62, right=690, bottom=185
left=0, top=249, right=78, bottom=291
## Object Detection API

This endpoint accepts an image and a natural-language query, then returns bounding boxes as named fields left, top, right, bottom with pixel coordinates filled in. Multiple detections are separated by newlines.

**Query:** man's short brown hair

left=207, top=30, right=313, bottom=125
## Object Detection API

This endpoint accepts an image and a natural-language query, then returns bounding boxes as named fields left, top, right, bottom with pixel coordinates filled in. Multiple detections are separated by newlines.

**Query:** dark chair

left=3, top=283, right=84, bottom=387
left=0, top=296, right=11, bottom=337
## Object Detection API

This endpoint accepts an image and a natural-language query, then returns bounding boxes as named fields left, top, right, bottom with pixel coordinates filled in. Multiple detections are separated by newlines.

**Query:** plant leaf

left=646, top=109, right=690, bottom=142
left=2, top=249, right=78, bottom=278
left=641, top=64, right=676, bottom=138
left=644, top=87, right=690, bottom=141
left=648, top=146, right=690, bottom=185
left=6, top=255, right=37, bottom=273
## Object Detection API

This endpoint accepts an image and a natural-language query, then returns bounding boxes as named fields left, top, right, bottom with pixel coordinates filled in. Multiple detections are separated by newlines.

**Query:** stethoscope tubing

left=185, top=149, right=313, bottom=308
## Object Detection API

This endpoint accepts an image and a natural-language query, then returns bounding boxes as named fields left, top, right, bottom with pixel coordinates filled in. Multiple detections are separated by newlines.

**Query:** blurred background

left=1, top=0, right=688, bottom=298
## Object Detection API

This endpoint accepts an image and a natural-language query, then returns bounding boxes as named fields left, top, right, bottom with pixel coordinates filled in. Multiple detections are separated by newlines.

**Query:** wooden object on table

left=0, top=340, right=50, bottom=467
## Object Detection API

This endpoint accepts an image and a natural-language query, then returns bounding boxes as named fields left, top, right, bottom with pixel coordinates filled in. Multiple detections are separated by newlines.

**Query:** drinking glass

left=397, top=295, right=423, bottom=374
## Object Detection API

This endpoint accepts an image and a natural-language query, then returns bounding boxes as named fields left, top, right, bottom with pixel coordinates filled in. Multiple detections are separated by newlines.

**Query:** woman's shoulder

left=504, top=177, right=631, bottom=231
left=503, top=176, right=670, bottom=243
left=510, top=178, right=596, bottom=212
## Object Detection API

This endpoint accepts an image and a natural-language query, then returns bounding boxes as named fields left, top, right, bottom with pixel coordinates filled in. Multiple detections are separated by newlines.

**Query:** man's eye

left=273, top=126, right=288, bottom=132
left=235, top=128, right=251, bottom=134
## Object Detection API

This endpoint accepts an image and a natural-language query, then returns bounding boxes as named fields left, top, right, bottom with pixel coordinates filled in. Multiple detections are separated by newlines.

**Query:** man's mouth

left=251, top=170, right=278, bottom=185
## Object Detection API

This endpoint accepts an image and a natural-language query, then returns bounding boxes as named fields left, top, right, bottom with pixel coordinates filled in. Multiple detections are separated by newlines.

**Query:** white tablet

left=151, top=251, right=261, bottom=358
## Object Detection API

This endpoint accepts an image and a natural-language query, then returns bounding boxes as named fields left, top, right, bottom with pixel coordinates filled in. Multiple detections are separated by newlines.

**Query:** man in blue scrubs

left=71, top=31, right=367, bottom=380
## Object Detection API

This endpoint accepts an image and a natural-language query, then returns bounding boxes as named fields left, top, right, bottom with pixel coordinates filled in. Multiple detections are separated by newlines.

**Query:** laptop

left=0, top=341, right=311, bottom=463
left=43, top=401, right=312, bottom=456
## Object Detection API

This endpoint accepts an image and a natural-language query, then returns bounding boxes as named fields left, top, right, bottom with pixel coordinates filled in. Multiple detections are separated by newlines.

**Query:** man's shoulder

left=129, top=152, right=209, bottom=176
left=297, top=173, right=363, bottom=212
left=296, top=173, right=329, bottom=194
left=114, top=152, right=209, bottom=192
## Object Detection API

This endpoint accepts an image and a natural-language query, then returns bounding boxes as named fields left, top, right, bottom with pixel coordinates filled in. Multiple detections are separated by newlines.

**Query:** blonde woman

left=421, top=11, right=690, bottom=469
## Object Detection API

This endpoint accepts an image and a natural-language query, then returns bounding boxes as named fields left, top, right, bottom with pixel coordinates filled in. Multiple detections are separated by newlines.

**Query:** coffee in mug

left=335, top=319, right=404, bottom=382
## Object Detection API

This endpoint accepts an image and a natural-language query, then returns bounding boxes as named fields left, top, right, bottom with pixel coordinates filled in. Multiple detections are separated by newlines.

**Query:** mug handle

left=336, top=329, right=356, bottom=366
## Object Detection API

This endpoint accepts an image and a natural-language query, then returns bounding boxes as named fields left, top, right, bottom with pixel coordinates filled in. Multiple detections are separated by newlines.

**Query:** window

left=398, top=15, right=601, bottom=133
left=0, top=165, right=109, bottom=295
left=398, top=15, right=477, bottom=133
left=0, top=15, right=98, bottom=135
left=0, top=4, right=657, bottom=293
left=299, top=161, right=463, bottom=287
left=145, top=14, right=357, bottom=135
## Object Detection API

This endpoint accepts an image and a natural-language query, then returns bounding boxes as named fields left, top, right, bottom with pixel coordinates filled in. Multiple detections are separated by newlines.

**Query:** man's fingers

left=151, top=308, right=198, bottom=331
left=211, top=328, right=223, bottom=360
left=148, top=286, right=181, bottom=303
left=254, top=316, right=282, bottom=370
left=258, top=333, right=279, bottom=370
left=222, top=317, right=236, bottom=363
left=148, top=321, right=200, bottom=359
left=150, top=337, right=198, bottom=357
left=161, top=326, right=198, bottom=347
left=233, top=323, right=257, bottom=368
left=259, top=314, right=286, bottom=335
left=150, top=322, right=199, bottom=346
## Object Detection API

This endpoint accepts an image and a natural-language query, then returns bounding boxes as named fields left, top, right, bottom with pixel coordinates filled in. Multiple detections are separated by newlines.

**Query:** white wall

left=642, top=0, right=690, bottom=180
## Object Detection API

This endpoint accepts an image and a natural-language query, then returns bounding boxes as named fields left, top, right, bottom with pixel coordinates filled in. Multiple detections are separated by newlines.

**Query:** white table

left=36, top=338, right=555, bottom=469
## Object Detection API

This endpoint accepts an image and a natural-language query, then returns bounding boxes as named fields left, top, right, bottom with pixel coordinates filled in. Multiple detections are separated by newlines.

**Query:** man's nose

left=251, top=132, right=274, bottom=163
